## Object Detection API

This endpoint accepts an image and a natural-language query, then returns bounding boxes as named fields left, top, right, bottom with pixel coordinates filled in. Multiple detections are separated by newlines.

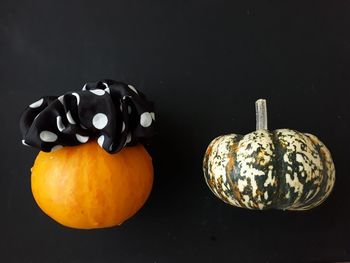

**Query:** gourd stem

left=256, top=99, right=268, bottom=130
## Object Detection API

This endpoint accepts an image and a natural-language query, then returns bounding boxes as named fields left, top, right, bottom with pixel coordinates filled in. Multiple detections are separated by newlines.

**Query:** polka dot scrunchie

left=20, top=80, right=155, bottom=153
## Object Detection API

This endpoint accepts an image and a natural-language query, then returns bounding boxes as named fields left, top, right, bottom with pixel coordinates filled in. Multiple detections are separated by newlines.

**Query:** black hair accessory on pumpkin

left=20, top=79, right=155, bottom=153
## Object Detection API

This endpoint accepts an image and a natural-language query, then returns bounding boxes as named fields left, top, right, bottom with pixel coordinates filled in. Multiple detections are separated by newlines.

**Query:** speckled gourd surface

left=203, top=101, right=335, bottom=211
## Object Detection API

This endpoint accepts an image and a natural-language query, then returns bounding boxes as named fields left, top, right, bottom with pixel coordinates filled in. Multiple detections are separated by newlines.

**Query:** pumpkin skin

left=31, top=141, right=153, bottom=229
left=203, top=129, right=335, bottom=210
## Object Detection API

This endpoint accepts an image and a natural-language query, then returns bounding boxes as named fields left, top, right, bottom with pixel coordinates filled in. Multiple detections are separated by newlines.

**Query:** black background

left=1, top=1, right=350, bottom=262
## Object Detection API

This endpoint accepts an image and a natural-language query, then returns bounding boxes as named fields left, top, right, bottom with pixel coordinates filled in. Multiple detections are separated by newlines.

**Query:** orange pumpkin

left=31, top=141, right=153, bottom=229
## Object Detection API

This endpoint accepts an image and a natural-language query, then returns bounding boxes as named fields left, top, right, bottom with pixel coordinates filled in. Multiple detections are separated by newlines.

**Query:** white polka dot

left=128, top=85, right=138, bottom=94
left=128, top=106, right=132, bottom=114
left=97, top=135, right=105, bottom=147
left=76, top=134, right=89, bottom=143
left=92, top=113, right=108, bottom=129
left=22, top=140, right=29, bottom=146
left=102, top=82, right=109, bottom=89
left=29, top=98, right=44, bottom=108
left=56, top=116, right=65, bottom=132
left=58, top=95, right=64, bottom=104
left=140, top=112, right=152, bottom=127
left=90, top=89, right=105, bottom=96
left=51, top=145, right=63, bottom=152
left=150, top=112, right=155, bottom=121
left=40, top=131, right=58, bottom=142
left=82, top=84, right=87, bottom=90
left=72, top=92, right=80, bottom=105
left=105, top=87, right=110, bottom=94
left=121, top=122, right=125, bottom=132
left=66, top=111, right=76, bottom=124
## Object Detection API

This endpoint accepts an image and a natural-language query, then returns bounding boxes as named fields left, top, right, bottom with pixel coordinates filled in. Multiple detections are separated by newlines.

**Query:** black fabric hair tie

left=20, top=79, right=155, bottom=153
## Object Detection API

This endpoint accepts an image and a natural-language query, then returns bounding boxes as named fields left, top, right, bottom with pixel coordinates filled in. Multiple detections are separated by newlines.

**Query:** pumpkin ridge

left=211, top=136, right=233, bottom=204
left=203, top=136, right=223, bottom=202
left=224, top=135, right=246, bottom=208
left=317, top=140, right=336, bottom=204
left=271, top=129, right=289, bottom=209
left=250, top=131, right=275, bottom=209
left=274, top=129, right=305, bottom=209
left=234, top=130, right=275, bottom=209
left=295, top=134, right=334, bottom=210
left=289, top=133, right=324, bottom=210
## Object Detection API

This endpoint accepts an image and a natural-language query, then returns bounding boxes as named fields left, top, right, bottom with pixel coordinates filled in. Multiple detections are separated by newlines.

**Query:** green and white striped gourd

left=203, top=99, right=335, bottom=210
